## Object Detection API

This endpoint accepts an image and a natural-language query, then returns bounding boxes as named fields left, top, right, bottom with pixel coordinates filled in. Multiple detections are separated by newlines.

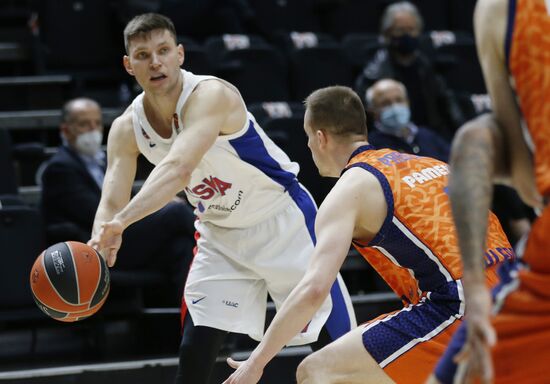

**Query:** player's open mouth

left=150, top=74, right=167, bottom=82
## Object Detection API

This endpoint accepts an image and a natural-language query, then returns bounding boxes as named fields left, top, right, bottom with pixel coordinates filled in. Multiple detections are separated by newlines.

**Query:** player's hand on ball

left=223, top=357, right=264, bottom=384
left=88, top=219, right=124, bottom=267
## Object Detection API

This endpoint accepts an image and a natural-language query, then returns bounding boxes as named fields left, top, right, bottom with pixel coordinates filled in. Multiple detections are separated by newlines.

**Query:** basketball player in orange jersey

left=223, top=86, right=513, bottom=384
left=427, top=0, right=550, bottom=383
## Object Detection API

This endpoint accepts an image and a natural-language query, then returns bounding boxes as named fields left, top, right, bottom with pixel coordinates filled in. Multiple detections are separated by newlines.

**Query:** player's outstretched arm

left=110, top=82, right=239, bottom=226
left=474, top=0, right=541, bottom=209
left=224, top=169, right=382, bottom=384
left=89, top=113, right=139, bottom=266
left=448, top=114, right=503, bottom=384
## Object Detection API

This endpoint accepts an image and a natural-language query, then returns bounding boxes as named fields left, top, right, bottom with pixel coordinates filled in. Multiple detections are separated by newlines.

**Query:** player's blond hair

left=305, top=86, right=367, bottom=137
left=123, top=13, right=177, bottom=53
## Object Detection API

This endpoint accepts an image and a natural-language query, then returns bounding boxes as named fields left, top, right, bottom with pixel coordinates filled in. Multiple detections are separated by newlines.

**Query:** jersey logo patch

left=141, top=127, right=156, bottom=148
left=186, top=176, right=233, bottom=200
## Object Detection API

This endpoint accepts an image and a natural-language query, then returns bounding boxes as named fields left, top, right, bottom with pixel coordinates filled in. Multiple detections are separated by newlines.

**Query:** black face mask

left=388, top=34, right=419, bottom=56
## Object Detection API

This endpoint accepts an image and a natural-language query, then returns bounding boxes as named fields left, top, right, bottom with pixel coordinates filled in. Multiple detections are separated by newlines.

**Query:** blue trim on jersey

left=491, top=258, right=521, bottom=304
left=380, top=217, right=450, bottom=291
left=287, top=182, right=317, bottom=243
left=344, top=160, right=449, bottom=292
left=345, top=162, right=394, bottom=246
left=363, top=281, right=462, bottom=366
left=228, top=120, right=316, bottom=242
left=505, top=0, right=517, bottom=69
left=229, top=120, right=297, bottom=191
left=345, top=144, right=376, bottom=168
left=325, top=279, right=352, bottom=340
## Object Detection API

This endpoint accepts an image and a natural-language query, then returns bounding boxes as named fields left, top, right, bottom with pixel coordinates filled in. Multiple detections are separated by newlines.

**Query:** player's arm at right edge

left=474, top=0, right=542, bottom=209
left=92, top=112, right=139, bottom=241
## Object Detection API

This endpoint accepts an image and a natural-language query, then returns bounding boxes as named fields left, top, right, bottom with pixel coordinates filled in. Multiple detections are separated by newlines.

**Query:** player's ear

left=123, top=56, right=134, bottom=76
left=178, top=44, right=184, bottom=66
left=316, top=129, right=328, bottom=148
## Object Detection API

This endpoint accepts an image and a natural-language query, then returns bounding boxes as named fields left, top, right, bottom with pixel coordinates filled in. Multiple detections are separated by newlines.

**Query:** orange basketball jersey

left=507, top=0, right=550, bottom=197
left=346, top=146, right=510, bottom=304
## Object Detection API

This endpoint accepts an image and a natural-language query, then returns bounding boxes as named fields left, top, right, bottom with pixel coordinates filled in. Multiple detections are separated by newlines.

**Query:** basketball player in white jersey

left=88, top=13, right=355, bottom=383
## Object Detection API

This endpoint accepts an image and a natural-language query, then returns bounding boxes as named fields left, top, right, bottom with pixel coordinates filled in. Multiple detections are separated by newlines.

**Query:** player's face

left=124, top=29, right=184, bottom=94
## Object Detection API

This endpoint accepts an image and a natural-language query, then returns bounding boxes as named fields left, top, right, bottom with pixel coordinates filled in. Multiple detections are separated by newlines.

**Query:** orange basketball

left=30, top=241, right=110, bottom=322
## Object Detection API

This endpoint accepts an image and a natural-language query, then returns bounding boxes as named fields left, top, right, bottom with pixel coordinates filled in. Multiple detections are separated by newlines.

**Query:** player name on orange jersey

left=401, top=165, right=449, bottom=188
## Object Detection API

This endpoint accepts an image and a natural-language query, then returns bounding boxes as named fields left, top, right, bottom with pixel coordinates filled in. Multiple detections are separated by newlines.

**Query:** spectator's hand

left=223, top=357, right=264, bottom=384
left=88, top=219, right=124, bottom=267
left=454, top=285, right=496, bottom=384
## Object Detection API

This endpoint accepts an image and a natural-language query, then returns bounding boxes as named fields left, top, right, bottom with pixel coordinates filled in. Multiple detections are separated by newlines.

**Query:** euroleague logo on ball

left=50, top=250, right=66, bottom=275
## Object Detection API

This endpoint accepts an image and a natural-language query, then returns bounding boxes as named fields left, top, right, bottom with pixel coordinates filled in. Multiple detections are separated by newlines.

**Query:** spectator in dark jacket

left=355, top=1, right=465, bottom=140
left=366, top=78, right=450, bottom=162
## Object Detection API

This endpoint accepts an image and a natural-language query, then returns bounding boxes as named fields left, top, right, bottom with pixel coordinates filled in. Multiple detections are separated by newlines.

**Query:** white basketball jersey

left=132, top=70, right=306, bottom=228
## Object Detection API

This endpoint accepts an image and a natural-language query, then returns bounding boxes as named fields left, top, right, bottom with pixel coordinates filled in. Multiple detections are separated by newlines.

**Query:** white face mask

left=75, top=130, right=103, bottom=156
left=378, top=103, right=411, bottom=135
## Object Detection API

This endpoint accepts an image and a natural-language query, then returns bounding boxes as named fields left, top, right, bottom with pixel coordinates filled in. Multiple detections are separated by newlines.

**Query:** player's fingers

left=453, top=343, right=470, bottom=363
left=485, top=325, right=497, bottom=347
left=453, top=360, right=469, bottom=384
left=107, top=249, right=117, bottom=267
left=478, top=346, right=494, bottom=384
left=226, top=357, right=242, bottom=369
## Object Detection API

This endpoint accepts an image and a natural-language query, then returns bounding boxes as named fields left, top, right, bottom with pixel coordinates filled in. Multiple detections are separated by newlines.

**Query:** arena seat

left=341, top=33, right=382, bottom=73
left=0, top=205, right=45, bottom=322
left=410, top=0, right=451, bottom=31
left=320, top=0, right=388, bottom=38
left=449, top=0, right=477, bottom=32
left=287, top=42, right=354, bottom=102
left=428, top=31, right=486, bottom=94
left=0, top=128, right=18, bottom=195
left=247, top=0, right=322, bottom=36
left=205, top=35, right=290, bottom=103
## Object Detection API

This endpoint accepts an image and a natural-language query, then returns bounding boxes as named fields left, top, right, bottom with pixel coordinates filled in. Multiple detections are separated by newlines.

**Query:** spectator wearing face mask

left=366, top=79, right=450, bottom=162
left=354, top=1, right=465, bottom=141
left=40, top=97, right=196, bottom=303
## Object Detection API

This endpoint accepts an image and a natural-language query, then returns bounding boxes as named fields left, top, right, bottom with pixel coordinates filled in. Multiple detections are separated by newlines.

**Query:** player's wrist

left=247, top=349, right=269, bottom=370
left=112, top=212, right=130, bottom=230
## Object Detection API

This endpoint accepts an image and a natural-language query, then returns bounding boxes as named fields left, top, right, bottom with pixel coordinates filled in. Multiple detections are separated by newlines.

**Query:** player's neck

left=324, top=139, right=369, bottom=177
left=143, top=72, right=183, bottom=121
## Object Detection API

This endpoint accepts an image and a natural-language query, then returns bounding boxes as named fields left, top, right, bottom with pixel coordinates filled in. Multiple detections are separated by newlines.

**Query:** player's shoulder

left=475, top=0, right=507, bottom=15
left=107, top=106, right=138, bottom=152
left=110, top=105, right=134, bottom=134
left=475, top=0, right=508, bottom=30
left=331, top=167, right=383, bottom=202
left=190, top=78, right=240, bottom=106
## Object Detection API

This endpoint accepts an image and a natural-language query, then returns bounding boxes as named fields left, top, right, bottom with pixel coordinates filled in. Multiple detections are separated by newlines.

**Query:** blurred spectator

left=354, top=1, right=465, bottom=140
left=366, top=78, right=450, bottom=162
left=40, top=97, right=195, bottom=302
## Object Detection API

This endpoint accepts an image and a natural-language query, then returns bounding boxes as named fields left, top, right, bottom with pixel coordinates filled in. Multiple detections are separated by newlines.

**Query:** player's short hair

left=123, top=13, right=177, bottom=53
left=304, top=86, right=367, bottom=137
